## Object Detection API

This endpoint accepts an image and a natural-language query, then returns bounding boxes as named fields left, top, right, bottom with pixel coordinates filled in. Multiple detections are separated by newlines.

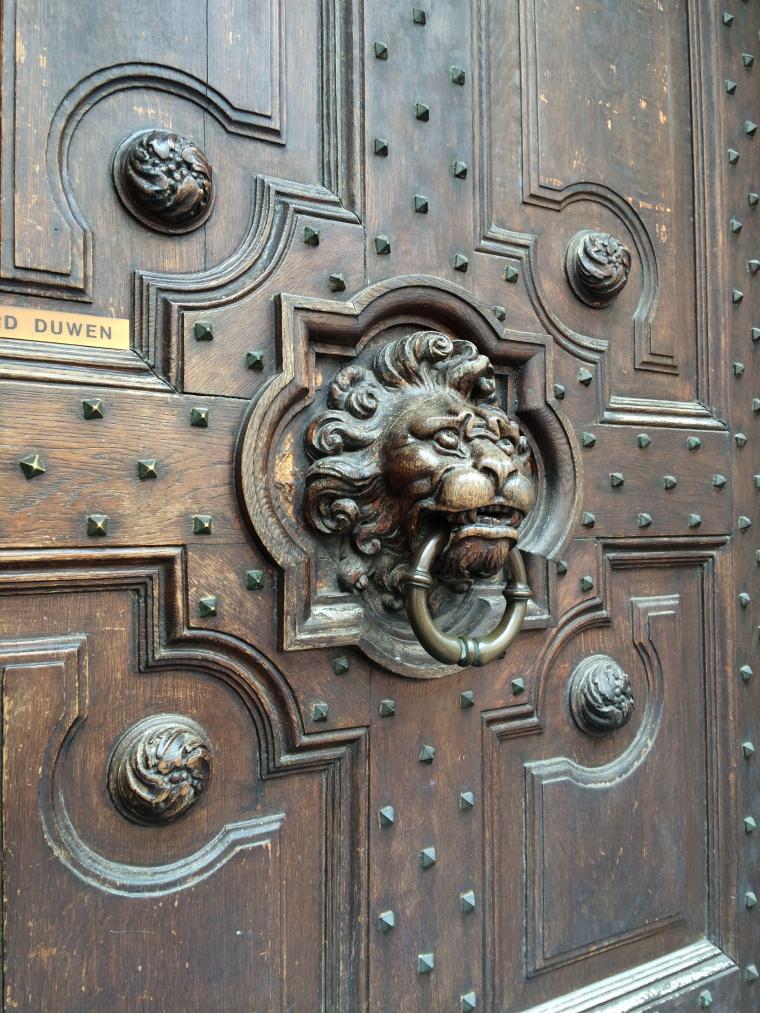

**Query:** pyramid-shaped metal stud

left=754, top=474, right=760, bottom=489
left=81, top=398, right=103, bottom=420
left=726, top=79, right=737, bottom=94
left=736, top=432, right=748, bottom=446
left=745, top=816, right=757, bottom=833
left=730, top=218, right=743, bottom=234
left=511, top=677, right=525, bottom=695
left=246, top=569, right=264, bottom=590
left=373, top=41, right=388, bottom=60
left=581, top=511, right=595, bottom=528
left=728, top=148, right=740, bottom=164
left=450, top=65, right=466, bottom=85
left=374, top=235, right=391, bottom=255
left=637, top=433, right=651, bottom=448
left=738, top=515, right=752, bottom=530
left=637, top=513, right=652, bottom=529
left=412, top=7, right=426, bottom=24
left=492, top=305, right=506, bottom=321
left=663, top=475, right=678, bottom=490
left=373, top=137, right=389, bottom=157
left=748, top=259, right=760, bottom=274
left=192, top=514, right=213, bottom=535
left=137, top=458, right=158, bottom=480
left=459, top=790, right=475, bottom=811
left=419, top=744, right=436, bottom=764
left=577, top=367, right=593, bottom=386
left=556, top=560, right=568, bottom=576
left=610, top=472, right=624, bottom=487
left=461, top=993, right=477, bottom=1012
left=190, top=407, right=209, bottom=428
left=749, top=192, right=760, bottom=207
left=417, top=953, right=434, bottom=974
left=581, top=432, right=596, bottom=448
left=698, top=992, right=713, bottom=1010
left=328, top=273, right=346, bottom=292
left=413, top=194, right=429, bottom=214
left=738, top=591, right=751, bottom=608
left=86, top=514, right=108, bottom=537
left=19, top=453, right=46, bottom=479
left=742, top=53, right=755, bottom=68
left=379, top=698, right=396, bottom=717
left=688, top=513, right=702, bottom=528
left=332, top=655, right=350, bottom=675
left=753, top=328, right=760, bottom=343
left=740, top=665, right=753, bottom=682
left=311, top=701, right=329, bottom=723
left=686, top=436, right=701, bottom=451
left=732, top=288, right=744, bottom=303
left=742, top=741, right=755, bottom=758
left=746, top=891, right=757, bottom=910
left=754, top=398, right=760, bottom=413
left=459, top=690, right=475, bottom=709
left=580, top=575, right=594, bottom=592
left=452, top=160, right=468, bottom=178
left=745, top=120, right=758, bottom=136
left=459, top=889, right=476, bottom=913
left=722, top=11, right=734, bottom=25
left=414, top=101, right=430, bottom=121
left=198, top=595, right=217, bottom=617
left=553, top=383, right=565, bottom=399
left=193, top=320, right=214, bottom=341
left=504, top=265, right=520, bottom=284
left=246, top=350, right=264, bottom=371
left=379, top=805, right=396, bottom=827
left=712, top=474, right=726, bottom=488
left=377, top=910, right=395, bottom=933
left=453, top=253, right=469, bottom=272
left=420, top=846, right=437, bottom=869
left=746, top=964, right=760, bottom=982
left=303, top=225, right=320, bottom=247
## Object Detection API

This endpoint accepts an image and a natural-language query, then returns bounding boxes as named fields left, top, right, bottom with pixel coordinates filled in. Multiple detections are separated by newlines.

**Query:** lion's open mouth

left=445, top=503, right=525, bottom=542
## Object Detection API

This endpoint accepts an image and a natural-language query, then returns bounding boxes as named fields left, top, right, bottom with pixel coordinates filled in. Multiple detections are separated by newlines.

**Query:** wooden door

left=0, top=2, right=756, bottom=1010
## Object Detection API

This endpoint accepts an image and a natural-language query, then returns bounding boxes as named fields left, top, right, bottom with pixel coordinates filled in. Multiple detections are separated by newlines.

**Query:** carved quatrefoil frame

left=238, top=276, right=580, bottom=677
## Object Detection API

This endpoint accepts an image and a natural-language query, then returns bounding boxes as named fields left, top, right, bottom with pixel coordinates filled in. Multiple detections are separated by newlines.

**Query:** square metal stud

left=453, top=160, right=468, bottom=178
left=246, top=569, right=264, bottom=590
left=19, top=453, right=46, bottom=479
left=453, top=253, right=469, bottom=272
left=698, top=992, right=713, bottom=1009
left=556, top=560, right=568, bottom=576
left=413, top=194, right=429, bottom=214
left=332, top=655, right=350, bottom=675
left=748, top=259, right=760, bottom=274
left=137, top=458, right=158, bottom=480
left=504, top=265, right=519, bottom=284
left=492, top=305, right=506, bottom=321
left=740, top=665, right=753, bottom=682
left=450, top=65, right=466, bottom=85
left=459, top=790, right=475, bottom=810
left=730, top=218, right=743, bottom=234
left=712, top=474, right=726, bottom=488
left=738, top=591, right=751, bottom=608
left=420, top=846, right=437, bottom=869
left=379, top=805, right=396, bottom=827
left=736, top=432, right=748, bottom=447
left=459, top=889, right=476, bottom=913
left=732, top=288, right=744, bottom=303
left=86, top=513, right=108, bottom=537
left=190, top=407, right=209, bottom=428
left=511, top=677, right=525, bottom=695
left=412, top=7, right=426, bottom=24
left=246, top=351, right=265, bottom=371
left=303, top=225, right=320, bottom=247
left=581, top=511, right=595, bottom=528
left=745, top=891, right=757, bottom=910
left=722, top=11, right=734, bottom=25
left=461, top=993, right=477, bottom=1012
left=373, top=41, right=388, bottom=60
left=419, top=744, right=436, bottom=764
left=377, top=910, right=395, bottom=933
left=686, top=436, right=701, bottom=450
left=81, top=398, right=103, bottom=420
left=637, top=433, right=651, bottom=448
left=192, top=514, right=213, bottom=535
left=374, top=235, right=391, bottom=255
left=198, top=595, right=217, bottom=617
left=328, top=273, right=346, bottom=292
left=373, top=137, right=389, bottom=157
left=742, top=741, right=755, bottom=758
left=688, top=513, right=702, bottom=528
left=311, top=702, right=329, bottom=723
left=745, top=816, right=757, bottom=833
left=752, top=328, right=760, bottom=342
left=726, top=79, right=737, bottom=93
left=581, top=432, right=596, bottom=448
left=738, top=515, right=752, bottom=530
left=663, top=475, right=677, bottom=490
left=379, top=698, right=396, bottom=717
left=459, top=690, right=475, bottom=709
left=637, top=513, right=652, bottom=528
left=577, top=367, right=593, bottom=386
left=553, top=383, right=565, bottom=399
left=417, top=953, right=434, bottom=974
left=746, top=964, right=760, bottom=983
left=745, top=120, right=758, bottom=136
left=728, top=148, right=740, bottom=164
left=414, top=101, right=430, bottom=121
left=193, top=320, right=214, bottom=341
left=742, top=53, right=755, bottom=68
left=580, top=575, right=594, bottom=592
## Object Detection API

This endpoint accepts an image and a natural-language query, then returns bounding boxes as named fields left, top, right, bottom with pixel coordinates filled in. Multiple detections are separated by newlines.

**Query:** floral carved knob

left=565, top=230, right=632, bottom=307
left=108, top=714, right=213, bottom=824
left=112, top=129, right=214, bottom=233
left=569, top=654, right=635, bottom=735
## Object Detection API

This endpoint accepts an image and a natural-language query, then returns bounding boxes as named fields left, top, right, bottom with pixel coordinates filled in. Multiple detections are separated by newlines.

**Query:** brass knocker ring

left=403, top=529, right=531, bottom=667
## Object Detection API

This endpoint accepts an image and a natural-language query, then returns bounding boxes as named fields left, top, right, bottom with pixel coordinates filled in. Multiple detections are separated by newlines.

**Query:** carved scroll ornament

left=565, top=230, right=632, bottom=307
left=108, top=714, right=213, bottom=824
left=113, top=129, right=214, bottom=233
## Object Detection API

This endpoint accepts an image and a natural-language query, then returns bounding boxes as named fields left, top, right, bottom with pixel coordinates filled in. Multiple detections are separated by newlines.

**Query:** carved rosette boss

left=565, top=230, right=632, bottom=307
left=569, top=655, right=635, bottom=735
left=112, top=129, right=214, bottom=233
left=108, top=714, right=213, bottom=824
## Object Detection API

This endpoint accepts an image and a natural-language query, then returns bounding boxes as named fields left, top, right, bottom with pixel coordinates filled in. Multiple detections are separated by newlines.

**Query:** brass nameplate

left=0, top=306, right=130, bottom=350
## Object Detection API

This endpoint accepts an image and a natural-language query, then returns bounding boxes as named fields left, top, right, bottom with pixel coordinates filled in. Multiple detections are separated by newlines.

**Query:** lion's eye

left=433, top=430, right=460, bottom=451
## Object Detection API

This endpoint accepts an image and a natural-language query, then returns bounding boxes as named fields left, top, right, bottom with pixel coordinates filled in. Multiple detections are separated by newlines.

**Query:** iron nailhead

left=726, top=79, right=737, bottom=94
left=246, top=351, right=264, bottom=371
left=688, top=513, right=702, bottom=528
left=453, top=253, right=469, bottom=272
left=19, top=453, right=46, bottom=479
left=722, top=11, right=734, bottom=26
left=745, top=816, right=757, bottom=833
left=728, top=148, right=740, bottom=164
left=746, top=891, right=757, bottom=910
left=137, top=458, right=158, bottom=480
left=379, top=698, right=396, bottom=717
left=734, top=361, right=745, bottom=375
left=459, top=790, right=475, bottom=811
left=198, top=595, right=217, bottom=617
left=742, top=741, right=755, bottom=758
left=378, top=805, right=396, bottom=827
left=610, top=472, right=624, bottom=487
left=190, top=407, right=209, bottom=427
left=459, top=690, right=475, bottom=709
left=698, top=991, right=713, bottom=1009
left=311, top=702, right=329, bottom=722
left=742, top=53, right=755, bottom=68
left=745, top=120, right=758, bottom=136
left=417, top=953, right=434, bottom=974
left=731, top=218, right=743, bottom=234
left=712, top=474, right=726, bottom=488
left=556, top=560, right=568, bottom=575
left=420, top=846, right=436, bottom=868
left=738, top=591, right=751, bottom=608
left=377, top=910, right=395, bottom=933
left=413, top=194, right=429, bottom=214
left=740, top=664, right=754, bottom=682
left=303, top=225, right=320, bottom=246
left=637, top=433, right=652, bottom=448
left=738, top=515, right=752, bottom=530
left=733, top=289, right=744, bottom=303
left=82, top=398, right=104, bottom=420
left=418, top=744, right=436, bottom=764
left=663, top=475, right=678, bottom=490
left=581, top=511, right=596, bottom=528
left=459, top=889, right=476, bottom=913
left=492, top=305, right=506, bottom=321
left=686, top=436, right=701, bottom=450
left=511, top=677, right=525, bottom=695
left=193, top=320, right=213, bottom=341
left=328, top=272, right=346, bottom=292
left=749, top=193, right=760, bottom=207
left=581, top=432, right=596, bottom=448
left=332, top=655, right=350, bottom=675
left=373, top=41, right=388, bottom=60
left=192, top=514, right=213, bottom=535
left=414, top=101, right=430, bottom=121
left=736, top=432, right=748, bottom=446
left=412, top=7, right=426, bottom=25
left=246, top=569, right=264, bottom=590
left=452, top=160, right=468, bottom=178
left=578, top=367, right=593, bottom=386
left=580, top=575, right=594, bottom=592
left=638, top=513, right=652, bottom=528
left=450, top=66, right=466, bottom=85
left=504, top=265, right=520, bottom=283
left=746, top=964, right=760, bottom=982
left=86, top=514, right=108, bottom=536
left=373, top=137, right=389, bottom=157
left=554, top=383, right=565, bottom=399
left=374, top=235, right=391, bottom=255
left=461, top=993, right=477, bottom=1013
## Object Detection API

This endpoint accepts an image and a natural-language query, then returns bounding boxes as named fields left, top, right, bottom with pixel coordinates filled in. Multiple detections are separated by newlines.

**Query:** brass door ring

left=404, top=529, right=532, bottom=667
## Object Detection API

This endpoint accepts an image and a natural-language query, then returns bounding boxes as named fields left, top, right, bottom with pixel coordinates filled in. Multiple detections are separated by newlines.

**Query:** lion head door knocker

left=303, top=331, right=536, bottom=667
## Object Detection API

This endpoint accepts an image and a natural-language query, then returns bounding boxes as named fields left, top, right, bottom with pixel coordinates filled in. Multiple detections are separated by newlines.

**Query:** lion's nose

left=472, top=445, right=517, bottom=489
